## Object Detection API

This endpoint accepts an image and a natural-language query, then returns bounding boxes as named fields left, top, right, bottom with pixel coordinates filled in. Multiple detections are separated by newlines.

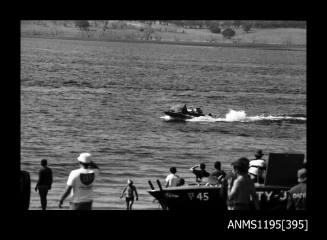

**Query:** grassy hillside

left=21, top=21, right=306, bottom=46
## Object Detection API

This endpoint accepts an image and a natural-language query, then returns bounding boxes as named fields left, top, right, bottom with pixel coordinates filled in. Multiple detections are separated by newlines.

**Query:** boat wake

left=161, top=109, right=306, bottom=123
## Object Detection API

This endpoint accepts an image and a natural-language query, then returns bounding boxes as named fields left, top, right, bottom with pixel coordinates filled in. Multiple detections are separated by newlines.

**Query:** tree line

left=74, top=20, right=306, bottom=30
left=147, top=20, right=305, bottom=39
left=159, top=20, right=306, bottom=29
left=73, top=20, right=305, bottom=40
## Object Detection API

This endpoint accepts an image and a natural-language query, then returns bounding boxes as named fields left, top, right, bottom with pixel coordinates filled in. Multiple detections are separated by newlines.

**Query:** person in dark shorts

left=190, top=163, right=210, bottom=183
left=120, top=179, right=138, bottom=210
left=227, top=157, right=259, bottom=210
left=287, top=168, right=307, bottom=210
left=35, top=159, right=53, bottom=210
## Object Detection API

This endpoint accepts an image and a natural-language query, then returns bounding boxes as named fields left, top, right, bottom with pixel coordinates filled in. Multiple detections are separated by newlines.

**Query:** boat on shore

left=148, top=153, right=305, bottom=210
left=148, top=183, right=290, bottom=210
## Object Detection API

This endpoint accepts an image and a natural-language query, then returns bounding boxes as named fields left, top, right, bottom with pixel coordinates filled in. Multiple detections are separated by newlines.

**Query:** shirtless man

left=228, top=157, right=259, bottom=210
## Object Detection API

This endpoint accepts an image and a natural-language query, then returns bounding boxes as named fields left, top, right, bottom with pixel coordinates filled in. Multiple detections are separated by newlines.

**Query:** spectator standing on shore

left=190, top=163, right=210, bottom=183
left=207, top=161, right=228, bottom=201
left=287, top=168, right=307, bottom=210
left=208, top=161, right=226, bottom=185
left=35, top=159, right=53, bottom=210
left=59, top=153, right=99, bottom=210
left=165, top=167, right=180, bottom=187
left=120, top=179, right=138, bottom=210
left=228, top=157, right=259, bottom=210
left=248, top=150, right=266, bottom=184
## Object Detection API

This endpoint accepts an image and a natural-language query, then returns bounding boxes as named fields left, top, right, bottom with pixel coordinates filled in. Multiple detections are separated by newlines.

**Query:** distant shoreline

left=21, top=35, right=306, bottom=51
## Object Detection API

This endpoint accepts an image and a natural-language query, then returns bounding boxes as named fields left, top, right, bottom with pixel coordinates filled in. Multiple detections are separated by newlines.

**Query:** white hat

left=77, top=153, right=92, bottom=163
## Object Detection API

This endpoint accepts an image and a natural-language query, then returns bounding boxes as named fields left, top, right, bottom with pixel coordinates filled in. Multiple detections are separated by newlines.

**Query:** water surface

left=21, top=37, right=306, bottom=209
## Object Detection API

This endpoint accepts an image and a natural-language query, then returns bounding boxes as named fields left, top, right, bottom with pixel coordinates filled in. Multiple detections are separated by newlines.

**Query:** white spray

left=186, top=109, right=306, bottom=123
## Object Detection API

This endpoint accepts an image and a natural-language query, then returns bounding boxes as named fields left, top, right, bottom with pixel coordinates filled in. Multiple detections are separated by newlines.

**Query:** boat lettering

left=279, top=191, right=288, bottom=201
left=256, top=191, right=273, bottom=201
left=196, top=192, right=209, bottom=201
left=188, top=192, right=209, bottom=201
left=165, top=193, right=179, bottom=198
left=188, top=192, right=195, bottom=200
left=256, top=190, right=288, bottom=201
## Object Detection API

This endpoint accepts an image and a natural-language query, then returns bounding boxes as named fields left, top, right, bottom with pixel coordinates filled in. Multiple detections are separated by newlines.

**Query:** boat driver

left=181, top=104, right=188, bottom=114
left=195, top=107, right=203, bottom=115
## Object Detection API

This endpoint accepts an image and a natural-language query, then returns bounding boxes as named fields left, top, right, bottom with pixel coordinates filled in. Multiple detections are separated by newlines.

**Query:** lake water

left=20, top=37, right=306, bottom=210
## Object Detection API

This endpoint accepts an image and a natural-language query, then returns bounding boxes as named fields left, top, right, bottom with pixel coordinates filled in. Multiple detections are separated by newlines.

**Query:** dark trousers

left=70, top=201, right=93, bottom=210
left=38, top=186, right=49, bottom=210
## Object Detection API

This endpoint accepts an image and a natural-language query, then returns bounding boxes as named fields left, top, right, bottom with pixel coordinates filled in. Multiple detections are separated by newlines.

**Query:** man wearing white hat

left=59, top=153, right=99, bottom=210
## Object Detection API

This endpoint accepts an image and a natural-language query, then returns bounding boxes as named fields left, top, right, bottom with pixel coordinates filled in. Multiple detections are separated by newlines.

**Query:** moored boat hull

left=148, top=185, right=289, bottom=210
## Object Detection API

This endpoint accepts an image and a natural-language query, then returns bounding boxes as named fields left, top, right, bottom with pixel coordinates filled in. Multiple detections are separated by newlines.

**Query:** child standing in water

left=120, top=179, right=138, bottom=210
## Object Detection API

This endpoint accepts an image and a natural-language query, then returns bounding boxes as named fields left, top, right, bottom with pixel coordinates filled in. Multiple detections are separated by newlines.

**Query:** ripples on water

left=21, top=38, right=306, bottom=209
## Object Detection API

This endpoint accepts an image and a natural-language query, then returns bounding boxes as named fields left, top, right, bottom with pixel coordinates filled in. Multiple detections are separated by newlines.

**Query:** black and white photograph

left=20, top=20, right=306, bottom=217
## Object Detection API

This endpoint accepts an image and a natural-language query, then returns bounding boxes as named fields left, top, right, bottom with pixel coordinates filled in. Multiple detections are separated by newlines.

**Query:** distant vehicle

left=148, top=153, right=305, bottom=210
left=163, top=104, right=205, bottom=121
